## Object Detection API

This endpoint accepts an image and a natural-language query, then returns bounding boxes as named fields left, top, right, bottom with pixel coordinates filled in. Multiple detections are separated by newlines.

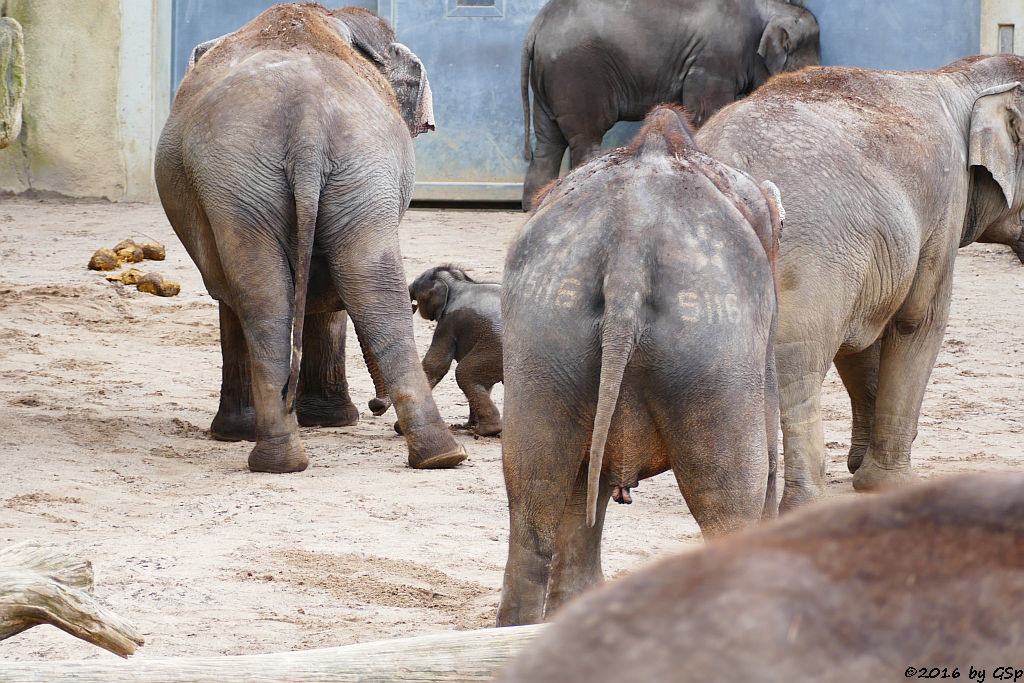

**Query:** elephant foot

left=473, top=419, right=502, bottom=437
left=847, top=446, right=866, bottom=474
left=368, top=396, right=392, bottom=416
left=296, top=397, right=359, bottom=428
left=408, top=445, right=467, bottom=469
left=247, top=433, right=308, bottom=473
left=779, top=482, right=825, bottom=513
left=851, top=460, right=916, bottom=492
left=211, top=408, right=256, bottom=442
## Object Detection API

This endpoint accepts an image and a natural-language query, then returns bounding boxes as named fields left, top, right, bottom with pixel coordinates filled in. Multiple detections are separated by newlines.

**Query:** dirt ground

left=1, top=196, right=1023, bottom=663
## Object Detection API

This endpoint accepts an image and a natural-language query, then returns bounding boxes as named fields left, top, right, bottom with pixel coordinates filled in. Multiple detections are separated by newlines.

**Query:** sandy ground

left=1, top=196, right=1022, bottom=663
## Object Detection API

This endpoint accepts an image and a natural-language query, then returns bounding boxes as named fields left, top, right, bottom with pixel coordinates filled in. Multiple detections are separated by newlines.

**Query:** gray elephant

left=499, top=473, right=1024, bottom=681
left=497, top=105, right=783, bottom=626
left=520, top=0, right=820, bottom=209
left=408, top=265, right=503, bottom=436
left=155, top=4, right=467, bottom=473
left=697, top=54, right=1024, bottom=508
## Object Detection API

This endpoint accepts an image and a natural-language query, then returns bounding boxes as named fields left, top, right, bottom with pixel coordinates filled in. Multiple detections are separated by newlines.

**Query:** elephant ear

left=384, top=42, right=435, bottom=137
left=968, top=82, right=1023, bottom=210
left=758, top=16, right=793, bottom=74
left=416, top=278, right=450, bottom=321
left=187, top=33, right=229, bottom=73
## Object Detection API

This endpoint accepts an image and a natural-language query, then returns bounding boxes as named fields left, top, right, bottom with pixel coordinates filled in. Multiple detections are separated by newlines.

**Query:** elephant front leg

left=211, top=302, right=256, bottom=442
left=296, top=311, right=360, bottom=428
left=776, top=340, right=831, bottom=511
left=852, top=286, right=952, bottom=492
left=834, top=341, right=880, bottom=474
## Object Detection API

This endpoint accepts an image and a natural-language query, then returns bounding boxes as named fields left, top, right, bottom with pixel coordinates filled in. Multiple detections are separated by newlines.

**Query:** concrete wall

left=0, top=0, right=170, bottom=201
left=981, top=0, right=1024, bottom=55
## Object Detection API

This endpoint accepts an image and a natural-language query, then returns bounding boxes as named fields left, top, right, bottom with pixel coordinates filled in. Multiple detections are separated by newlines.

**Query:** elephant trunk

left=356, top=323, right=391, bottom=415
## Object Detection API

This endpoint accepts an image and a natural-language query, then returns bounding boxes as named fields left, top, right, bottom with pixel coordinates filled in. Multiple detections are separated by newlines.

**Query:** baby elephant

left=499, top=473, right=1024, bottom=681
left=408, top=265, right=503, bottom=436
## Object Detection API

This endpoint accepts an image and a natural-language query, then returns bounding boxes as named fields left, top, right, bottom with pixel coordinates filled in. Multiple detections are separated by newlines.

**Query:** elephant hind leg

left=211, top=302, right=256, bottom=442
left=296, top=311, right=359, bottom=428
left=834, top=341, right=880, bottom=474
left=208, top=212, right=307, bottom=474
left=522, top=103, right=568, bottom=210
left=321, top=211, right=464, bottom=469
left=454, top=353, right=501, bottom=436
left=545, top=464, right=611, bottom=618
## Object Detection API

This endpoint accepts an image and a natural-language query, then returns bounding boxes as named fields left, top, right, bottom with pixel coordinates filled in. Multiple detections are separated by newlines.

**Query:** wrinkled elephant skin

left=155, top=4, right=464, bottom=473
left=499, top=473, right=1024, bottom=682
left=520, top=0, right=820, bottom=209
left=698, top=55, right=1024, bottom=508
left=497, top=106, right=782, bottom=626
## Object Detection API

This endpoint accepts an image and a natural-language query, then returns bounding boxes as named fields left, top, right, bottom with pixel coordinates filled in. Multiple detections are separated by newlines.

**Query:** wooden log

left=0, top=15, right=25, bottom=149
left=0, top=542, right=144, bottom=657
left=0, top=623, right=547, bottom=682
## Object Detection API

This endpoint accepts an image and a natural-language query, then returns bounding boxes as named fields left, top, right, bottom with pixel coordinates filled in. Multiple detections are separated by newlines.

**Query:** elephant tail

left=283, top=166, right=322, bottom=413
left=586, top=269, right=642, bottom=527
left=521, top=18, right=538, bottom=161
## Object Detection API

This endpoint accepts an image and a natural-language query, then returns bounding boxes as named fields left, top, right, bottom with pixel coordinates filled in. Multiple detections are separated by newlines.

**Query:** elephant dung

left=116, top=246, right=144, bottom=264
left=135, top=272, right=180, bottom=297
left=87, top=248, right=120, bottom=271
left=105, top=268, right=146, bottom=285
left=140, top=243, right=166, bottom=261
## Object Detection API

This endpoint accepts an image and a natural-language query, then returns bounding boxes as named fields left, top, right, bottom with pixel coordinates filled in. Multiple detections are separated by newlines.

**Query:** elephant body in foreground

left=155, top=4, right=465, bottom=473
left=499, top=473, right=1024, bottom=681
left=520, top=0, right=820, bottom=208
left=697, top=55, right=1024, bottom=508
left=497, top=106, right=782, bottom=626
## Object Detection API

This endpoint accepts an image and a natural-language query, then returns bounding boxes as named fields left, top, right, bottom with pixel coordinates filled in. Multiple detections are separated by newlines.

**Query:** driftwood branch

left=0, top=542, right=143, bottom=657
left=0, top=623, right=546, bottom=682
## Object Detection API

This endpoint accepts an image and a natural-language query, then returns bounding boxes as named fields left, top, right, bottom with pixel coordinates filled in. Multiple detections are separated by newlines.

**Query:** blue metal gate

left=171, top=0, right=544, bottom=201
left=802, top=0, right=980, bottom=70
left=171, top=1, right=984, bottom=202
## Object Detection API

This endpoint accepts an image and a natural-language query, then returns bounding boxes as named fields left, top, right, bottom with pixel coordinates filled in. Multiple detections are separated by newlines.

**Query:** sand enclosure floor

left=1, top=197, right=1022, bottom=661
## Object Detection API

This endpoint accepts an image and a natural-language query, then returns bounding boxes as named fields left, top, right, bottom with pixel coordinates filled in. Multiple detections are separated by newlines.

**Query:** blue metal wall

left=803, top=0, right=981, bottom=70
left=172, top=1, right=984, bottom=201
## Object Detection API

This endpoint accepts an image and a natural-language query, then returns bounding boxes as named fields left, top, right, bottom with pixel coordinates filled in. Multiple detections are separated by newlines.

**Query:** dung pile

left=88, top=239, right=179, bottom=297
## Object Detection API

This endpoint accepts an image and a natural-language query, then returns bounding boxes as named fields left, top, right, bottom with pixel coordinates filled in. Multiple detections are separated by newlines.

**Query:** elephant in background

left=697, top=54, right=1024, bottom=508
left=498, top=473, right=1024, bottom=681
left=498, top=106, right=782, bottom=626
left=155, top=4, right=466, bottom=473
left=408, top=265, right=503, bottom=437
left=520, top=0, right=819, bottom=209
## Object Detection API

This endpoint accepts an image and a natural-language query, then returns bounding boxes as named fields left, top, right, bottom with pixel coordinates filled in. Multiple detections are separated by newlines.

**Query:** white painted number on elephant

left=678, top=290, right=741, bottom=324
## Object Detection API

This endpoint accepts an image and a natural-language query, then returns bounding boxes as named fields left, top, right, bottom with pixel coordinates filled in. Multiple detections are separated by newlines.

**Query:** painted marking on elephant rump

left=677, top=290, right=742, bottom=325
left=555, top=279, right=581, bottom=309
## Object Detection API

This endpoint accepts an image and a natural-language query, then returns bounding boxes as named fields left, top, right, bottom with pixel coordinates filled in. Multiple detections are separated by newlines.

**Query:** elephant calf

left=409, top=265, right=503, bottom=436
left=499, top=473, right=1024, bottom=682
left=497, top=105, right=783, bottom=626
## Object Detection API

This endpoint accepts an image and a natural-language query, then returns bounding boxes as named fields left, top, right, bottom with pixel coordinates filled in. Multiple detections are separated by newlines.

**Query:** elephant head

left=963, top=82, right=1024, bottom=247
left=328, top=8, right=434, bottom=137
left=759, top=1, right=821, bottom=75
left=409, top=265, right=474, bottom=321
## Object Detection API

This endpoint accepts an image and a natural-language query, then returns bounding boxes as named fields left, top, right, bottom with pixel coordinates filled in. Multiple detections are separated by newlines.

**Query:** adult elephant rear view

left=156, top=4, right=466, bottom=473
left=520, top=0, right=819, bottom=209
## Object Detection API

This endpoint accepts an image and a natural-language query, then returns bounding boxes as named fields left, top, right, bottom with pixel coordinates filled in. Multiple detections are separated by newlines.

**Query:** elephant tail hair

left=586, top=274, right=642, bottom=527
left=283, top=166, right=322, bottom=413
left=521, top=18, right=538, bottom=161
